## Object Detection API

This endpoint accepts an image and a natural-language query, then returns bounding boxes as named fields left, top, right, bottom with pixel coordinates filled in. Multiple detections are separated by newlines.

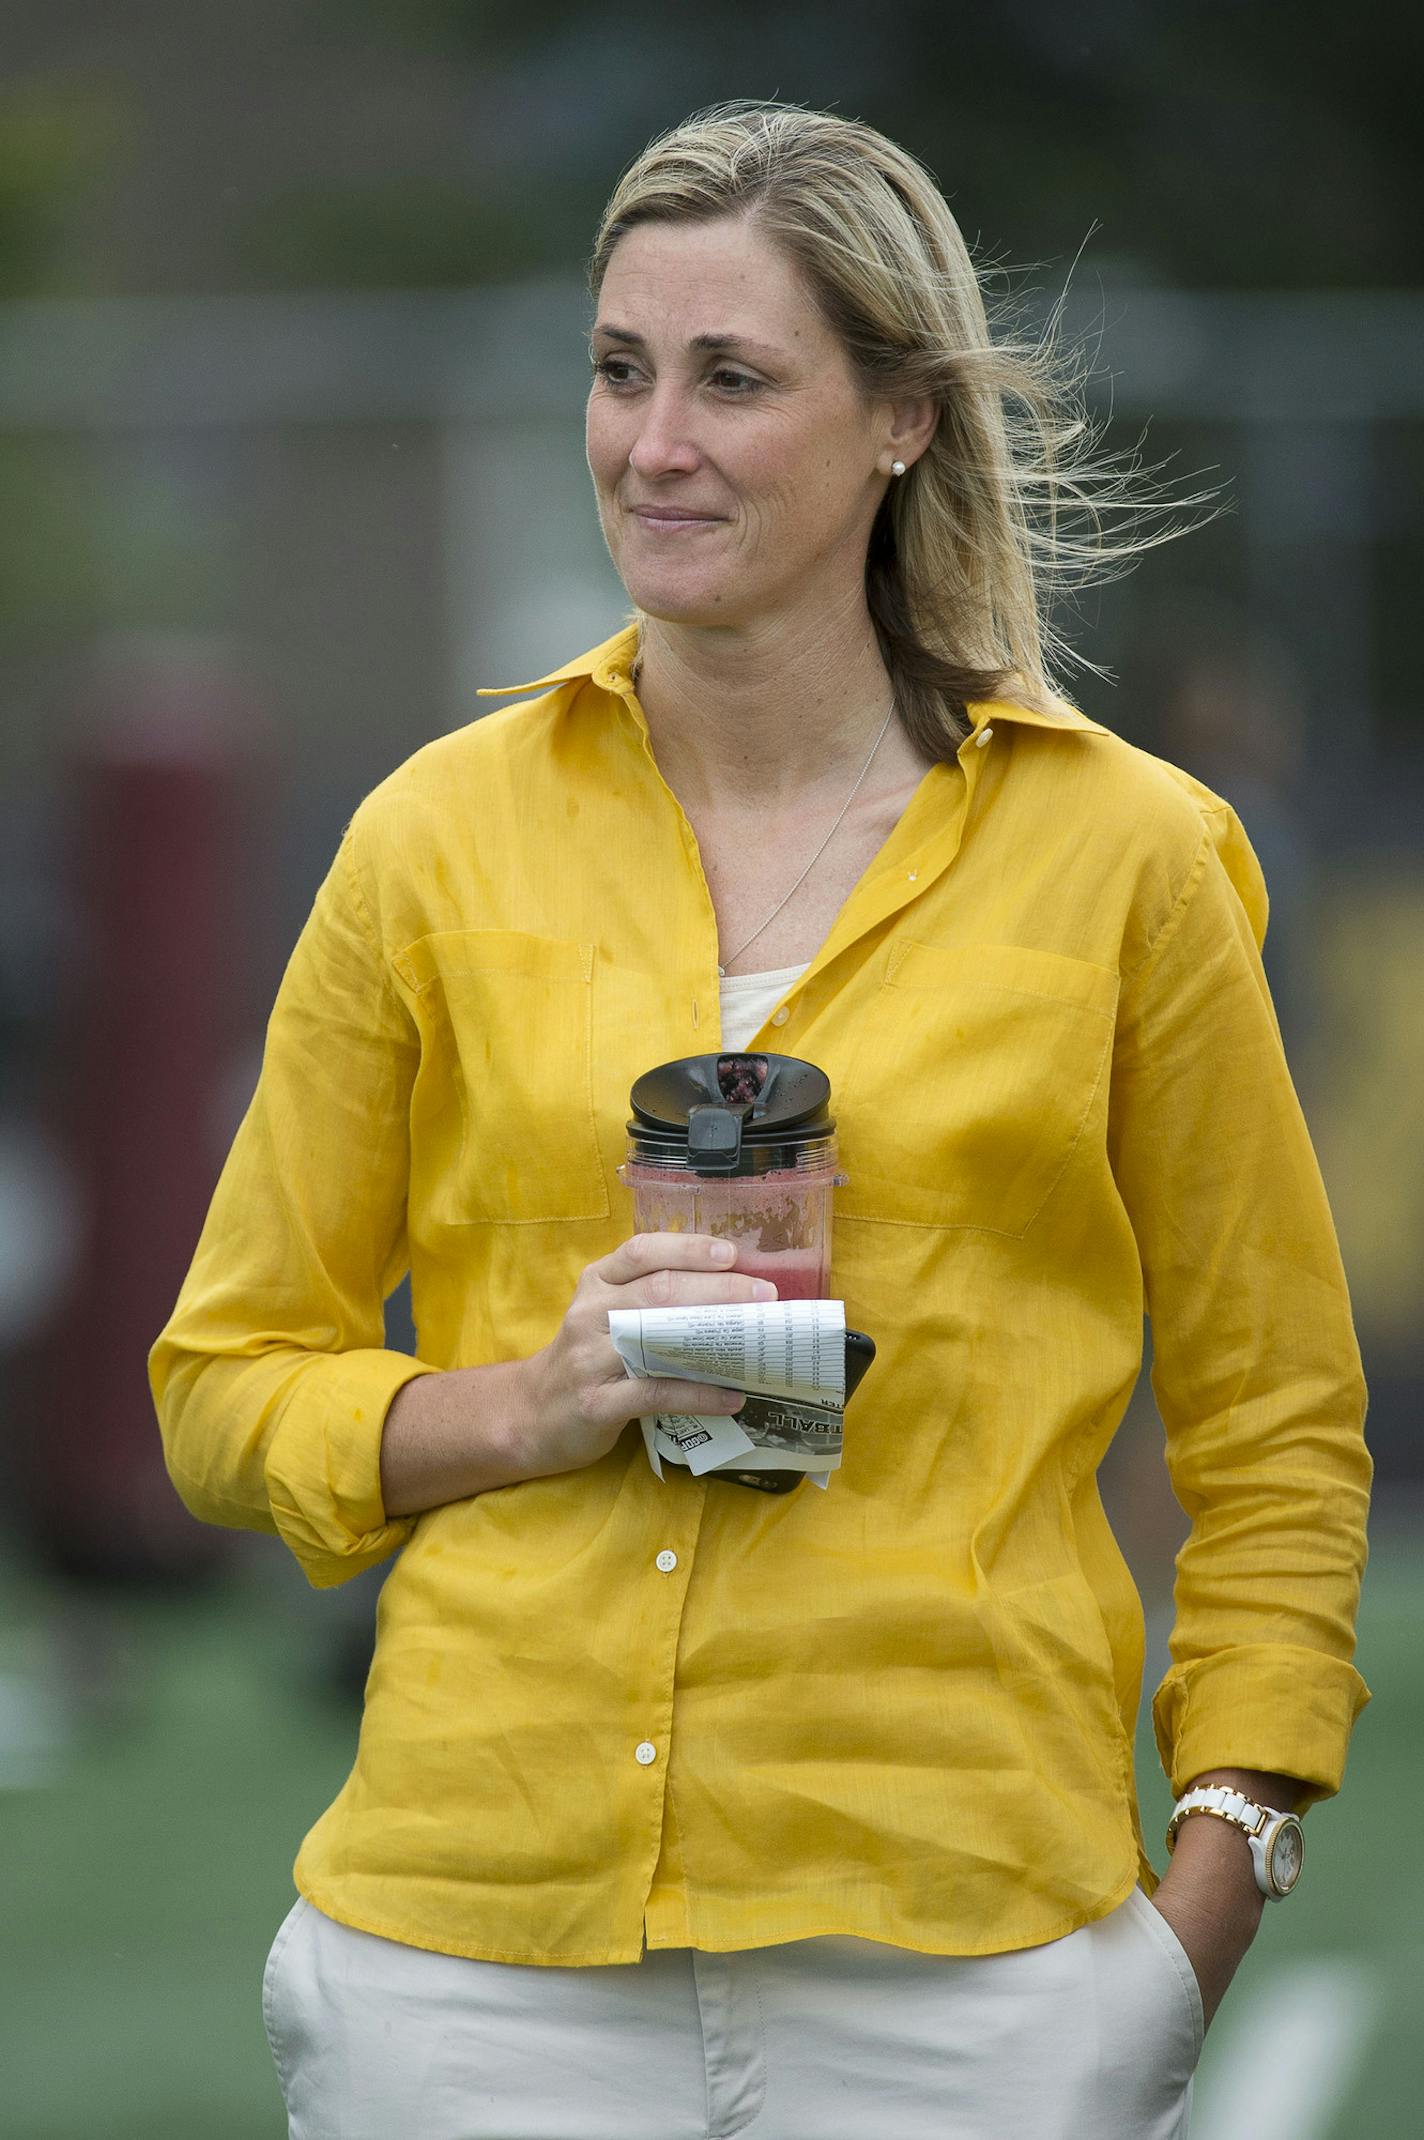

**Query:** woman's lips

left=629, top=507, right=724, bottom=529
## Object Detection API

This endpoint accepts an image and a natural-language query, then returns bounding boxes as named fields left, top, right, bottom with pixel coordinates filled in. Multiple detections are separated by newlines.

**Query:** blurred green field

left=1, top=1523, right=1417, bottom=2140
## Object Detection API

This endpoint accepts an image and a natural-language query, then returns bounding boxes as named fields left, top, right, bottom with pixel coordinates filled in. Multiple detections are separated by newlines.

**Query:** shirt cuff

left=263, top=1348, right=441, bottom=1588
left=1152, top=1643, right=1372, bottom=1807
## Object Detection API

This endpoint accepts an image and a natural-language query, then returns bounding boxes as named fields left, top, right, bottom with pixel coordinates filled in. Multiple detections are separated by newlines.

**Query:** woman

left=151, top=101, right=1371, bottom=2139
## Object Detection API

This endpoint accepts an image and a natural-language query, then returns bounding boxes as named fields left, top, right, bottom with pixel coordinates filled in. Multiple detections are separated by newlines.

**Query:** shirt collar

left=473, top=624, right=642, bottom=701
left=475, top=624, right=1111, bottom=740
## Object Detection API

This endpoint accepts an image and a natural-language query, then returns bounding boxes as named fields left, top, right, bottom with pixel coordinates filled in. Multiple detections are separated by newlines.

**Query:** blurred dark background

left=1, top=5, right=1420, bottom=2136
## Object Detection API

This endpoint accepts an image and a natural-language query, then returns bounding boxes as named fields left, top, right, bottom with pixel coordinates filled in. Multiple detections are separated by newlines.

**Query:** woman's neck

left=632, top=596, right=903, bottom=816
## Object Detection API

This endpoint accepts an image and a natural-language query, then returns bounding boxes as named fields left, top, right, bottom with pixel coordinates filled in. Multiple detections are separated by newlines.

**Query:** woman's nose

left=626, top=389, right=702, bottom=479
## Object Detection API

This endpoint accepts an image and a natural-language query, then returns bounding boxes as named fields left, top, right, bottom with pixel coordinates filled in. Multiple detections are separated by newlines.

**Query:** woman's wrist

left=379, top=1356, right=545, bottom=1517
left=1164, top=1766, right=1304, bottom=1918
left=1163, top=1804, right=1266, bottom=1926
left=1182, top=1765, right=1305, bottom=1814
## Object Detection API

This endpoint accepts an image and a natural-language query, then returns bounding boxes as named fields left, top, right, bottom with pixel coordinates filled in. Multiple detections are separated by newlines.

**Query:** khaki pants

left=263, top=1885, right=1201, bottom=2138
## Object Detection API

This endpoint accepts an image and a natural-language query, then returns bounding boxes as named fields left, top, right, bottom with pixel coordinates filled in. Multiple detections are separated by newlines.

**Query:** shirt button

left=975, top=726, right=994, bottom=748
left=655, top=1548, right=678, bottom=1572
left=771, top=1005, right=789, bottom=1026
left=634, top=1740, right=658, bottom=1766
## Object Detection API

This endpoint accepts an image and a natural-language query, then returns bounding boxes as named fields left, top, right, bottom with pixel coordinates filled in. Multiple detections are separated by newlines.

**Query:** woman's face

left=586, top=214, right=903, bottom=634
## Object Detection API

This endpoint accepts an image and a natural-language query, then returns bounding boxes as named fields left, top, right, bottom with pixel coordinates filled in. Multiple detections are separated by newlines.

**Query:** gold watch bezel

left=1264, top=1812, right=1305, bottom=1895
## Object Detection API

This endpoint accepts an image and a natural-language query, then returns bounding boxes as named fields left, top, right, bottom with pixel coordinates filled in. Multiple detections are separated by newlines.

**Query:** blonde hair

left=589, top=99, right=1212, bottom=758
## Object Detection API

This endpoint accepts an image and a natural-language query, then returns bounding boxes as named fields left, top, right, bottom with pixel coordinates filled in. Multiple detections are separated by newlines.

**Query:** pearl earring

left=891, top=460, right=907, bottom=477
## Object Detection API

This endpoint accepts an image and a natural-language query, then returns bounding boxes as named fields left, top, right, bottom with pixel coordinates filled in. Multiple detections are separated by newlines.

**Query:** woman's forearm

left=1186, top=1765, right=1306, bottom=1813
left=379, top=1360, right=545, bottom=1517
left=379, top=1236, right=763, bottom=1520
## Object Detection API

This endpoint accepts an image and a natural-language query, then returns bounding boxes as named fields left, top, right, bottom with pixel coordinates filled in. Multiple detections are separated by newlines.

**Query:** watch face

left=1269, top=1818, right=1305, bottom=1894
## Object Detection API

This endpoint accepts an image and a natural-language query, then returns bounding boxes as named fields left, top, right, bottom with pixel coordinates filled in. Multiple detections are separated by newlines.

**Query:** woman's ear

left=886, top=396, right=939, bottom=473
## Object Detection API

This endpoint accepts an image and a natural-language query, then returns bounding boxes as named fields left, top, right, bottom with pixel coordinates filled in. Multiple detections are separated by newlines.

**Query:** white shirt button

left=975, top=726, right=994, bottom=748
left=634, top=1740, right=658, bottom=1766
left=655, top=1549, right=678, bottom=1573
left=771, top=1005, right=789, bottom=1026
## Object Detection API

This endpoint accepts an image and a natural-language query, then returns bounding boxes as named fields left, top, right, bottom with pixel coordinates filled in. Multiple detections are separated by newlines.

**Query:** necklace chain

left=715, top=699, right=895, bottom=973
left=629, top=655, right=897, bottom=977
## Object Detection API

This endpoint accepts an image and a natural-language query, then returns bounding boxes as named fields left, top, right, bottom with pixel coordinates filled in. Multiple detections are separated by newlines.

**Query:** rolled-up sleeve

left=1107, top=804, right=1372, bottom=1804
left=149, top=814, right=438, bottom=1588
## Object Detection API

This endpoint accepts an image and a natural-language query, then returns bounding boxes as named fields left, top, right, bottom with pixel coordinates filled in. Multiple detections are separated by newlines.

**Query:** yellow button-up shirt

left=150, top=623, right=1371, bottom=1965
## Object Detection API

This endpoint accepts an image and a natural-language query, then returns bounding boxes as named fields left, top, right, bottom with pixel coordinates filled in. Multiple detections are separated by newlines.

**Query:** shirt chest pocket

left=838, top=941, right=1119, bottom=1237
left=393, top=930, right=609, bottom=1226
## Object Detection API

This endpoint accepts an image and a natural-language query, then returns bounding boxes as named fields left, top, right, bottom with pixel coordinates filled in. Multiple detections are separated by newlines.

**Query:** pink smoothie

left=730, top=1248, right=827, bottom=1300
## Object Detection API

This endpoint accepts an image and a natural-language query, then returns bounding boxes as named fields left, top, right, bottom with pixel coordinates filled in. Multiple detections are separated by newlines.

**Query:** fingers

left=572, top=1234, right=773, bottom=1435
left=593, top=1235, right=776, bottom=1309
left=596, top=1232, right=738, bottom=1285
left=623, top=1378, right=746, bottom=1416
left=633, top=1271, right=777, bottom=1309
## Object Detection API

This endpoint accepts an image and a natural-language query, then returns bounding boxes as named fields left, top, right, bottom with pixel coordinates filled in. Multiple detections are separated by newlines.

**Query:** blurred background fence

left=1, top=4, right=1421, bottom=2135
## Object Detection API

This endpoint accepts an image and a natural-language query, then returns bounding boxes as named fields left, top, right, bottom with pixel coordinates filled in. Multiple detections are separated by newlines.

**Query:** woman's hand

left=1149, top=1766, right=1304, bottom=2032
left=381, top=1233, right=775, bottom=1517
left=1150, top=1821, right=1262, bottom=2032
left=512, top=1232, right=775, bottom=1480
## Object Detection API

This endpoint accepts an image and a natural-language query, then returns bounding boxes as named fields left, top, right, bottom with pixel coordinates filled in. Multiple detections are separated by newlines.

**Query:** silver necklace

left=715, top=699, right=896, bottom=976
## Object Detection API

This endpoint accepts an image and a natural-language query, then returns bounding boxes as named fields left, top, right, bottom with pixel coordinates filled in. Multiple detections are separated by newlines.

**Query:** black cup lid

left=628, top=1052, right=834, bottom=1175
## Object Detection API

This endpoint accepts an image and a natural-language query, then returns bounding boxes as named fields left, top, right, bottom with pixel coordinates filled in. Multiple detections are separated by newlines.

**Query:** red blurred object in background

left=36, top=637, right=265, bottom=1585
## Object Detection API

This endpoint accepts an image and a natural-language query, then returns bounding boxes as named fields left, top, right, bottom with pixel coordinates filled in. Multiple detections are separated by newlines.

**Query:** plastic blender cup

left=619, top=1052, right=844, bottom=1297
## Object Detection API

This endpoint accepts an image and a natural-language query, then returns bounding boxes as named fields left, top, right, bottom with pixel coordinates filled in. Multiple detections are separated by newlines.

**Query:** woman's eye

left=592, top=356, right=640, bottom=387
left=590, top=356, right=763, bottom=396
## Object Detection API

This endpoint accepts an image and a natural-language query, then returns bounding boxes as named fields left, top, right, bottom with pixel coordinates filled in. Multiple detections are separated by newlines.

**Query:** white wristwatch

left=1166, top=1786, right=1304, bottom=1900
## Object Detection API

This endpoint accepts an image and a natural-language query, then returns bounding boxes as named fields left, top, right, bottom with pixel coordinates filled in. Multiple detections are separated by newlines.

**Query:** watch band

left=1167, top=1786, right=1305, bottom=1900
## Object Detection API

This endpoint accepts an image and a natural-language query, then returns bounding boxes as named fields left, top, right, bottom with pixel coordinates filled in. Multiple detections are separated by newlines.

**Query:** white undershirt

left=718, top=961, right=812, bottom=1050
